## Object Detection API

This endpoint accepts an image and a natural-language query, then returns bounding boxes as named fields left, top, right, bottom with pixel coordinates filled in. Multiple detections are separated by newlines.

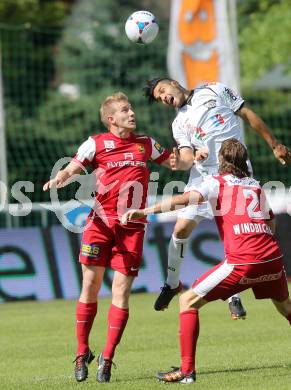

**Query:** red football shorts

left=79, top=217, right=145, bottom=276
left=192, top=258, right=289, bottom=302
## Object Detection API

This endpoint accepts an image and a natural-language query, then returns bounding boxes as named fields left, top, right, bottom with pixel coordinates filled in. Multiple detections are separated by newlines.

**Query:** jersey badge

left=104, top=140, right=115, bottom=151
left=193, top=127, right=206, bottom=140
left=210, top=114, right=225, bottom=127
left=154, top=142, right=164, bottom=154
left=203, top=99, right=216, bottom=109
left=137, top=144, right=145, bottom=153
left=223, top=87, right=237, bottom=101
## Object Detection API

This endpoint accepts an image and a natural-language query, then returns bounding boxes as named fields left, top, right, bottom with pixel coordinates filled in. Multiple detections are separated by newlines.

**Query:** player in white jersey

left=143, top=77, right=291, bottom=318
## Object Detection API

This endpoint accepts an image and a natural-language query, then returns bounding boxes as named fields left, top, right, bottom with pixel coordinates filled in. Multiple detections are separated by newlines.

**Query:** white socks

left=228, top=293, right=240, bottom=302
left=166, top=235, right=242, bottom=302
left=166, top=235, right=189, bottom=289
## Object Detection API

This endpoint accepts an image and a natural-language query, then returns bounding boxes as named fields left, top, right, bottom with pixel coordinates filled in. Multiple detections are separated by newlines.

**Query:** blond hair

left=100, top=92, right=129, bottom=127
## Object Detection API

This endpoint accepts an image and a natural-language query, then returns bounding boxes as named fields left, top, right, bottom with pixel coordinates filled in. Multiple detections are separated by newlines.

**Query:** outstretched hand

left=43, top=177, right=62, bottom=191
left=194, top=147, right=209, bottom=162
left=273, top=144, right=291, bottom=166
left=43, top=170, right=69, bottom=191
left=121, top=209, right=145, bottom=224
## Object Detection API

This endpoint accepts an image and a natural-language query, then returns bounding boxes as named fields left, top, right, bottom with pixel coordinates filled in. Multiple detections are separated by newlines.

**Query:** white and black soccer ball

left=125, top=11, right=159, bottom=44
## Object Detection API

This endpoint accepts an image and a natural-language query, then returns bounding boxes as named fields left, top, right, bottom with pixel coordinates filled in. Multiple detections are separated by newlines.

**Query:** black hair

left=142, top=77, right=172, bottom=103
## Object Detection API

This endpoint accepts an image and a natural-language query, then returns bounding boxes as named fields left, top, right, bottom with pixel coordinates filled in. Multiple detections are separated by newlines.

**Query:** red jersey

left=74, top=132, right=170, bottom=220
left=195, top=174, right=282, bottom=264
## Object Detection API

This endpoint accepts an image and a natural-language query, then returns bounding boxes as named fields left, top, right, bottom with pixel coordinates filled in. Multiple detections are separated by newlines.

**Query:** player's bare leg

left=97, top=271, right=135, bottom=383
left=74, top=265, right=105, bottom=382
left=154, top=218, right=196, bottom=311
left=272, top=297, right=291, bottom=324
left=79, top=264, right=105, bottom=303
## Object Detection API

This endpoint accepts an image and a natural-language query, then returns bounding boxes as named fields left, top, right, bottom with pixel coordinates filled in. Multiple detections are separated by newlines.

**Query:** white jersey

left=172, top=82, right=248, bottom=190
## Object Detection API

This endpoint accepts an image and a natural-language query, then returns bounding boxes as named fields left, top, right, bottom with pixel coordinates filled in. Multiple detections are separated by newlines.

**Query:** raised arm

left=43, top=160, right=83, bottom=191
left=122, top=190, right=203, bottom=223
left=236, top=106, right=291, bottom=165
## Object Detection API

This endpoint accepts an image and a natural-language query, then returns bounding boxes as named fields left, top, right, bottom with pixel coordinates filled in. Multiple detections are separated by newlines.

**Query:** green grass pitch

left=1, top=289, right=291, bottom=389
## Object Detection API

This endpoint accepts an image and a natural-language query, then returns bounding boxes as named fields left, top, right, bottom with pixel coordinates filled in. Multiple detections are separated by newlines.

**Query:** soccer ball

left=125, top=11, right=159, bottom=44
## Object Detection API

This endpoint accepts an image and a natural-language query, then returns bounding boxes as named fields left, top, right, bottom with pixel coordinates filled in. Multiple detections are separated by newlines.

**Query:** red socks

left=179, top=309, right=200, bottom=375
left=286, top=313, right=291, bottom=325
left=76, top=301, right=97, bottom=356
left=102, top=304, right=129, bottom=360
left=76, top=302, right=129, bottom=359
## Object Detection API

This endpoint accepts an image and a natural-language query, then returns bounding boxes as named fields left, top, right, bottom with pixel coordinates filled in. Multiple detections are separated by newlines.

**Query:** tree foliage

left=1, top=0, right=291, bottom=204
left=0, top=0, right=70, bottom=27
left=2, top=0, right=175, bottom=202
left=238, top=0, right=291, bottom=85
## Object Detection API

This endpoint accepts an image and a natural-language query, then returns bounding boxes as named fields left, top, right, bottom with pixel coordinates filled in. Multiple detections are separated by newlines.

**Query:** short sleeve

left=216, top=83, right=244, bottom=113
left=73, top=137, right=96, bottom=167
left=150, top=138, right=171, bottom=164
left=172, top=118, right=193, bottom=150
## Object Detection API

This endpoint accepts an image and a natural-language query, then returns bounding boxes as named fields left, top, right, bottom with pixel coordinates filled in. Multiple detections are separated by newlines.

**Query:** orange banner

left=168, top=0, right=239, bottom=90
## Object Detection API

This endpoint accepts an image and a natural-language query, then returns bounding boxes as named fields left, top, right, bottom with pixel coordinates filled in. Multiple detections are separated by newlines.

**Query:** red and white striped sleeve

left=149, top=137, right=170, bottom=164
left=73, top=137, right=96, bottom=167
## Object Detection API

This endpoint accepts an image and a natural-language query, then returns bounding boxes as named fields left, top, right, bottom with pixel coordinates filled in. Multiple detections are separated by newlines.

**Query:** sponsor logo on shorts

left=130, top=266, right=139, bottom=272
left=81, top=243, right=101, bottom=258
left=239, top=270, right=282, bottom=285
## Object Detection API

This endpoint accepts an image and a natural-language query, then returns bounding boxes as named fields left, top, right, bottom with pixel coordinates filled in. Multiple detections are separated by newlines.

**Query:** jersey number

left=242, top=189, right=265, bottom=219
